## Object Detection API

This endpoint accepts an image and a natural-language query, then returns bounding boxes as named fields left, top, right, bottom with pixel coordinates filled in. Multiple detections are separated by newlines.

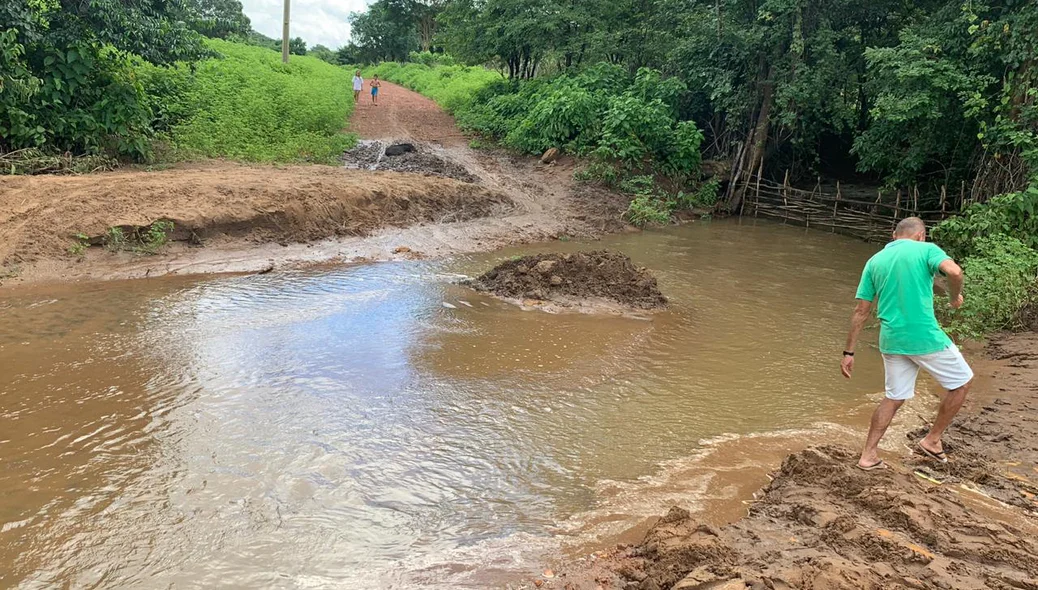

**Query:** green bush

left=371, top=60, right=704, bottom=181
left=943, top=236, right=1038, bottom=340
left=625, top=193, right=673, bottom=226
left=368, top=61, right=501, bottom=115
left=408, top=51, right=456, bottom=67
left=163, top=39, right=357, bottom=163
left=677, top=178, right=721, bottom=209
left=1, top=34, right=155, bottom=161
left=931, top=187, right=1038, bottom=260
left=503, top=82, right=603, bottom=153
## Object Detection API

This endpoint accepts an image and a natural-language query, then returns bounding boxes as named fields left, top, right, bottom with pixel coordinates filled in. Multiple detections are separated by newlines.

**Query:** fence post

left=960, top=180, right=966, bottom=210
left=894, top=190, right=902, bottom=233
left=833, top=182, right=841, bottom=233
left=754, top=160, right=763, bottom=218
left=782, top=169, right=790, bottom=223
left=913, top=185, right=919, bottom=212
left=940, top=185, right=947, bottom=217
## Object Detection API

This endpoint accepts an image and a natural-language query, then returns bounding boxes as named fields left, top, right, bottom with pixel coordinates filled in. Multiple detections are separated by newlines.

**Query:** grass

left=155, top=39, right=357, bottom=164
left=367, top=62, right=501, bottom=115
left=100, top=221, right=175, bottom=255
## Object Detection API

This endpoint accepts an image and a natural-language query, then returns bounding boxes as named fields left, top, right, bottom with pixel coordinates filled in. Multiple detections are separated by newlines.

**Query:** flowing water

left=0, top=219, right=891, bottom=588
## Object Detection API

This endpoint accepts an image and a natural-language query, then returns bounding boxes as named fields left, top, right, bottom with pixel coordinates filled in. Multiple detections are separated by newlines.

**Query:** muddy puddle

left=0, top=219, right=932, bottom=588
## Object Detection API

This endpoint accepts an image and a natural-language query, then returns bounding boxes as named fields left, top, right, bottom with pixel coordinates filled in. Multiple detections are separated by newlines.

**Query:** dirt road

left=550, top=334, right=1038, bottom=590
left=349, top=80, right=469, bottom=146
left=0, top=82, right=627, bottom=287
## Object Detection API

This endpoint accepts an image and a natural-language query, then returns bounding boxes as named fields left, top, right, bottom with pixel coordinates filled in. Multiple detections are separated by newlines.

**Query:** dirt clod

left=466, top=250, right=666, bottom=310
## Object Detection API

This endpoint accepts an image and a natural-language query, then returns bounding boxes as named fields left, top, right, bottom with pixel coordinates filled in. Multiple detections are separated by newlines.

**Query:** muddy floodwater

left=1, top=219, right=898, bottom=588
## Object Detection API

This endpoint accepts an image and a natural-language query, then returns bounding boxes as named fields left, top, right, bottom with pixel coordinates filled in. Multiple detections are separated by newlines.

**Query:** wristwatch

left=842, top=351, right=854, bottom=357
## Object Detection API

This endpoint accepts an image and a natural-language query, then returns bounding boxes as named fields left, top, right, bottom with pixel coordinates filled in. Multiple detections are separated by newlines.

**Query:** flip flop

left=916, top=442, right=948, bottom=463
left=857, top=460, right=886, bottom=471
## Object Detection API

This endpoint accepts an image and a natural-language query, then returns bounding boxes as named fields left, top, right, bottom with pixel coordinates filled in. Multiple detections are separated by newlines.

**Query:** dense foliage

left=373, top=62, right=702, bottom=176
left=348, top=0, right=444, bottom=61
left=1, top=1, right=354, bottom=166
left=356, top=0, right=1037, bottom=211
left=933, top=188, right=1038, bottom=338
left=1, top=0, right=209, bottom=160
left=152, top=40, right=356, bottom=164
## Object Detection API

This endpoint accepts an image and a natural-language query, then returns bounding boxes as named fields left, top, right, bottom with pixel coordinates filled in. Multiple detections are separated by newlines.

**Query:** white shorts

left=882, top=345, right=974, bottom=400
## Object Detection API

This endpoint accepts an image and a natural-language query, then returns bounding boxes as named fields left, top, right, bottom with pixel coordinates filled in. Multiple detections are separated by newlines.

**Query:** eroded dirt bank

left=0, top=162, right=514, bottom=284
left=548, top=332, right=1038, bottom=590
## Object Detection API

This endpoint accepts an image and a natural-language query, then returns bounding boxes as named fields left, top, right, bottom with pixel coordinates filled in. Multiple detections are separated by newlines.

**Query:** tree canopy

left=352, top=0, right=1037, bottom=202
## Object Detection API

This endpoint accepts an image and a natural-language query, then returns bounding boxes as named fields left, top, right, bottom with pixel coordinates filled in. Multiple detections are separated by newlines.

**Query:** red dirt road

left=348, top=80, right=469, bottom=146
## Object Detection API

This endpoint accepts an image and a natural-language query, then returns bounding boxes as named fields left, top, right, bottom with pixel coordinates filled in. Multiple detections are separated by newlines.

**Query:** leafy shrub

left=625, top=194, right=673, bottom=226
left=371, top=60, right=703, bottom=181
left=943, top=236, right=1038, bottom=340
left=504, top=82, right=603, bottom=153
left=166, top=39, right=357, bottom=163
left=368, top=61, right=501, bottom=115
left=620, top=175, right=718, bottom=226
left=1, top=39, right=154, bottom=160
left=677, top=178, right=721, bottom=209
left=931, top=187, right=1038, bottom=259
left=574, top=161, right=620, bottom=185
left=409, top=51, right=456, bottom=66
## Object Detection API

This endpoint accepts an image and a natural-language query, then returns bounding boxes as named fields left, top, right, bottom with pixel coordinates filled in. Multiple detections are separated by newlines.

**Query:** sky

left=241, top=0, right=371, bottom=50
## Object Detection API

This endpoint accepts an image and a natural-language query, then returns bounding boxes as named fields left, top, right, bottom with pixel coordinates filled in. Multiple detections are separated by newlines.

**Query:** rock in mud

left=384, top=143, right=415, bottom=156
left=541, top=147, right=560, bottom=164
left=465, top=250, right=667, bottom=310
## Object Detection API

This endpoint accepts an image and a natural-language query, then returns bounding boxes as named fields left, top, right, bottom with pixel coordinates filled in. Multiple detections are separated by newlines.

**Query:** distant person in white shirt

left=352, top=70, right=363, bottom=102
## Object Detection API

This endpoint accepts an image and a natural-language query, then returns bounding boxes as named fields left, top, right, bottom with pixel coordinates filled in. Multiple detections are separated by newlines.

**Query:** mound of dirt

left=0, top=162, right=511, bottom=272
left=343, top=140, right=477, bottom=183
left=466, top=250, right=667, bottom=310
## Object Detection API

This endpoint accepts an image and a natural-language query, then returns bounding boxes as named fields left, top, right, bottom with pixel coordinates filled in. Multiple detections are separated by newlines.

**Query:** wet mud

left=343, top=140, right=477, bottom=183
left=549, top=332, right=1038, bottom=590
left=464, top=250, right=667, bottom=311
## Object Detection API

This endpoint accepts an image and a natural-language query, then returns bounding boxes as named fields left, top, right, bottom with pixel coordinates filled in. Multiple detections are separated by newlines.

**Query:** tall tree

left=349, top=0, right=420, bottom=62
left=185, top=0, right=251, bottom=39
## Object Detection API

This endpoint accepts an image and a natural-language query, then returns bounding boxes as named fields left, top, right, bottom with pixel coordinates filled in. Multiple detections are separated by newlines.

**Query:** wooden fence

left=738, top=171, right=956, bottom=242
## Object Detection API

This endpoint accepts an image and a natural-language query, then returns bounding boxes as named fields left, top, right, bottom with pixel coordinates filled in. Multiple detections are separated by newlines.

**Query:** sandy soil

left=544, top=332, right=1038, bottom=590
left=0, top=80, right=630, bottom=288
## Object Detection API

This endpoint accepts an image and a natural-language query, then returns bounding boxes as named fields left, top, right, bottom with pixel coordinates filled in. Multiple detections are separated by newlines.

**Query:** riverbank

left=0, top=81, right=631, bottom=289
left=550, top=332, right=1038, bottom=589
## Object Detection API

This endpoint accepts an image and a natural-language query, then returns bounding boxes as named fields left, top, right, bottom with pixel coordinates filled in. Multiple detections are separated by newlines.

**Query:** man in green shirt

left=842, top=217, right=972, bottom=470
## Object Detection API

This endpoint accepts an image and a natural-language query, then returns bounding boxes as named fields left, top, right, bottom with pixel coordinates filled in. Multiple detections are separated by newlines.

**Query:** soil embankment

left=0, top=163, right=511, bottom=282
left=550, top=333, right=1038, bottom=589
left=1, top=80, right=631, bottom=287
left=466, top=251, right=667, bottom=312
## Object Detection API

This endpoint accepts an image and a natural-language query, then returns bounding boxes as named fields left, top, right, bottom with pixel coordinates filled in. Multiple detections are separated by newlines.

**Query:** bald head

left=894, top=217, right=926, bottom=240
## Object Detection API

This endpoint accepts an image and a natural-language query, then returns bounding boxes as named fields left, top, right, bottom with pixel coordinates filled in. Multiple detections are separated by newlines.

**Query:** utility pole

left=281, top=0, right=290, bottom=64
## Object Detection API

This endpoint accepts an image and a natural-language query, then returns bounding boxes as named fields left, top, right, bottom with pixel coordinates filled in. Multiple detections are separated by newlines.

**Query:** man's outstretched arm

left=842, top=299, right=873, bottom=378
left=939, top=259, right=964, bottom=309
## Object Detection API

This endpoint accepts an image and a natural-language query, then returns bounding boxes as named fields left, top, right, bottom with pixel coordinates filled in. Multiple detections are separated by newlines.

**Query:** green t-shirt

left=855, top=239, right=952, bottom=355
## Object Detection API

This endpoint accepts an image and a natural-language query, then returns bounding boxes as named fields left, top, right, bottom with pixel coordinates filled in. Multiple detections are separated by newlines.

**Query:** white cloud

left=242, top=0, right=373, bottom=50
